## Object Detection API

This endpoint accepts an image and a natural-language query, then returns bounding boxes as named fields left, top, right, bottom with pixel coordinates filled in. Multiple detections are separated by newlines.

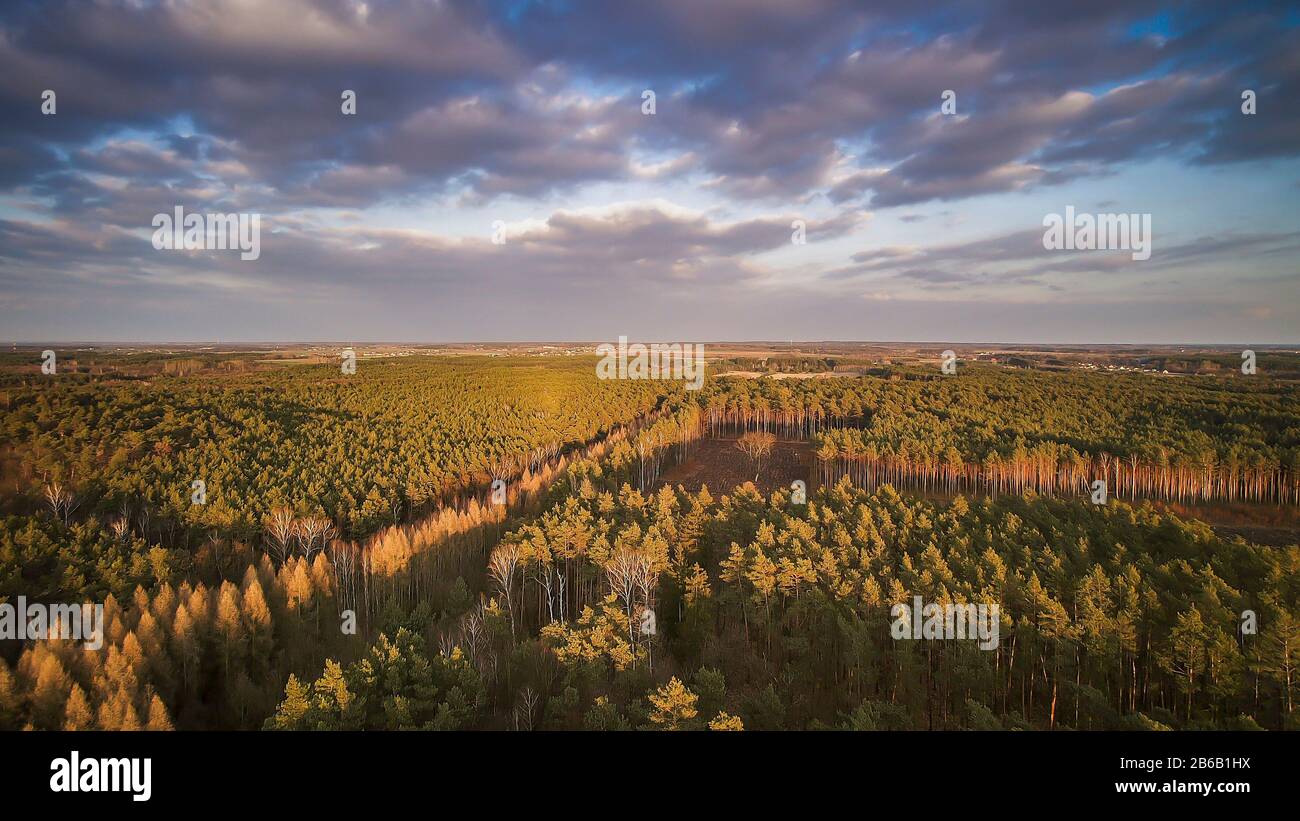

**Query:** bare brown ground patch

left=658, top=435, right=815, bottom=496
left=715, top=370, right=865, bottom=380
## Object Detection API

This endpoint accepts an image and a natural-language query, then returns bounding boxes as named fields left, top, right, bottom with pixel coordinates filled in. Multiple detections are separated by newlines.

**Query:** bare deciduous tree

left=43, top=481, right=79, bottom=525
left=109, top=516, right=130, bottom=541
left=329, top=541, right=358, bottom=614
left=460, top=603, right=496, bottom=681
left=264, top=507, right=298, bottom=564
left=605, top=547, right=653, bottom=652
left=528, top=441, right=560, bottom=472
left=488, top=455, right=517, bottom=482
left=437, top=631, right=456, bottom=659
left=735, top=430, right=777, bottom=481
left=514, top=687, right=539, bottom=731
left=488, top=543, right=522, bottom=637
left=297, top=515, right=335, bottom=560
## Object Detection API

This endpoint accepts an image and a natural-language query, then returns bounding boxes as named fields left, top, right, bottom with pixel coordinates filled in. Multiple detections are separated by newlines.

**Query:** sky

left=0, top=0, right=1297, bottom=344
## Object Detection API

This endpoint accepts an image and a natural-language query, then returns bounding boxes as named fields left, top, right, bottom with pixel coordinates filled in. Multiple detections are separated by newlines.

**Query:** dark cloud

left=0, top=202, right=863, bottom=303
left=3, top=0, right=1295, bottom=211
left=0, top=0, right=1297, bottom=342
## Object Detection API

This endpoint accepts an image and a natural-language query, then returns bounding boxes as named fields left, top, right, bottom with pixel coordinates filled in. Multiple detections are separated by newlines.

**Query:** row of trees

left=815, top=428, right=1298, bottom=504
left=701, top=367, right=1300, bottom=504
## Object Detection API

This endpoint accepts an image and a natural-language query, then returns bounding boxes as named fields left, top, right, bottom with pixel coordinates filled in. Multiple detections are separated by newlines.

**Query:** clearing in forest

left=657, top=434, right=814, bottom=496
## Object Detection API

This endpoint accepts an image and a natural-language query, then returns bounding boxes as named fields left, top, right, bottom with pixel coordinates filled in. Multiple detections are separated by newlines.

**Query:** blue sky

left=0, top=0, right=1296, bottom=343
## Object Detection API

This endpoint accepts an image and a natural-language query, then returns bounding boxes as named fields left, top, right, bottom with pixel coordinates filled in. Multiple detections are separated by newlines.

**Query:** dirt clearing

left=658, top=435, right=815, bottom=496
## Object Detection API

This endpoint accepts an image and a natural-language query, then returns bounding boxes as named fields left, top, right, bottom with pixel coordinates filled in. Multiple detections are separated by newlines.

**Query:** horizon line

left=6, top=340, right=1299, bottom=349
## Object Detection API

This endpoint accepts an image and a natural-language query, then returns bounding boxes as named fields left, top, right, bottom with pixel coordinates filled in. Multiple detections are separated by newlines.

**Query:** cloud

left=4, top=0, right=1295, bottom=212
left=0, top=0, right=1297, bottom=342
left=827, top=225, right=1300, bottom=297
left=0, top=200, right=863, bottom=302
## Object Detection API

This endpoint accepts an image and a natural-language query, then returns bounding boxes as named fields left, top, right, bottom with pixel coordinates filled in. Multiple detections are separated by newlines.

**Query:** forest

left=698, top=367, right=1300, bottom=504
left=0, top=355, right=1295, bottom=731
left=0, top=356, right=674, bottom=596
